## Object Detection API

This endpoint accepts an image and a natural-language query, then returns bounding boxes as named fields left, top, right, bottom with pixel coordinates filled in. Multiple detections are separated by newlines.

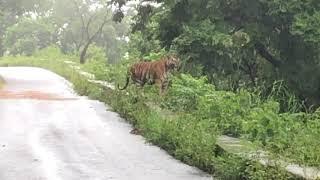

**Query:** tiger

left=117, top=55, right=180, bottom=95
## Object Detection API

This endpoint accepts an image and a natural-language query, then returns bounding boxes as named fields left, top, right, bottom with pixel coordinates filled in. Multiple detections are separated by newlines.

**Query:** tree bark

left=254, top=42, right=283, bottom=68
left=72, top=0, right=108, bottom=64
left=80, top=39, right=93, bottom=64
left=79, top=17, right=108, bottom=64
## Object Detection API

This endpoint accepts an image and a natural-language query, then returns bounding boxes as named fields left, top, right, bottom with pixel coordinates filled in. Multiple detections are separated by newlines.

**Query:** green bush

left=142, top=49, right=167, bottom=61
left=86, top=45, right=107, bottom=62
left=162, top=74, right=215, bottom=111
left=34, top=45, right=70, bottom=60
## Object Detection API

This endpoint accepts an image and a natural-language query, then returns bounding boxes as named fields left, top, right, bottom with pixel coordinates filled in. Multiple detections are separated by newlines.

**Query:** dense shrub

left=162, top=74, right=215, bottom=111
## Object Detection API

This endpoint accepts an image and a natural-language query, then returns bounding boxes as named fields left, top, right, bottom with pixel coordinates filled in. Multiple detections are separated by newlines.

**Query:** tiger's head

left=165, top=55, right=180, bottom=71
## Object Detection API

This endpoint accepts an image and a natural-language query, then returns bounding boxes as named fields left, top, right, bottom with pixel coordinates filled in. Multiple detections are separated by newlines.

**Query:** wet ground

left=0, top=67, right=212, bottom=180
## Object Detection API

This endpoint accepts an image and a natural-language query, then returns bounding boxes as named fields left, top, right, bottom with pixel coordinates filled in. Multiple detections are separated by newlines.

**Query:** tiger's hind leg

left=132, top=79, right=147, bottom=97
left=138, top=82, right=147, bottom=97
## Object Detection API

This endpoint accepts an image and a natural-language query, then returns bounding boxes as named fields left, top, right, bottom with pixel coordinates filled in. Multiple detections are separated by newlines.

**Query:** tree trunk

left=254, top=42, right=283, bottom=68
left=78, top=13, right=108, bottom=64
left=80, top=40, right=92, bottom=64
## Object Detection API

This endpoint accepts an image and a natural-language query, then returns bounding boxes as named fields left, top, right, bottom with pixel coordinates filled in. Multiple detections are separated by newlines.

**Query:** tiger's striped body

left=118, top=55, right=180, bottom=95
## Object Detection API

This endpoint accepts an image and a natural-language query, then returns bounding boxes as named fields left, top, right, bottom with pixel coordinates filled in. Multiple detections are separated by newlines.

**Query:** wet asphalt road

left=0, top=67, right=212, bottom=180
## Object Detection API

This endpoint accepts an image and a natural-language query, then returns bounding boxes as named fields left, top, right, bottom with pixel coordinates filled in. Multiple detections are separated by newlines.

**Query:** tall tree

left=51, top=0, right=129, bottom=64
left=71, top=0, right=109, bottom=64
left=0, top=0, right=51, bottom=56
left=4, top=18, right=55, bottom=56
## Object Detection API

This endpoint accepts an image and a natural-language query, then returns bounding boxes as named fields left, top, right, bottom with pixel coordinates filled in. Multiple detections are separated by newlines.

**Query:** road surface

left=0, top=67, right=212, bottom=180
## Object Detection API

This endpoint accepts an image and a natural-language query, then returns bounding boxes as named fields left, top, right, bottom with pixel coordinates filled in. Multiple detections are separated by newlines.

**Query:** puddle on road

left=0, top=90, right=77, bottom=101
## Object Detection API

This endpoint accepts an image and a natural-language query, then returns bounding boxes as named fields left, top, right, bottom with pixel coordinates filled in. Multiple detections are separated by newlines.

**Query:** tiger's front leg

left=159, top=78, right=169, bottom=96
left=161, top=82, right=169, bottom=96
left=154, top=79, right=162, bottom=95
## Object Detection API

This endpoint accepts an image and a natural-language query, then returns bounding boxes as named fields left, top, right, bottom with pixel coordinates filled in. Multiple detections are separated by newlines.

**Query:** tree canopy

left=0, top=0, right=130, bottom=63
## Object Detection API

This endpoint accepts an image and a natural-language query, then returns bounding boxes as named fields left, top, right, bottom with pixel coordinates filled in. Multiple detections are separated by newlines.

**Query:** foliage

left=0, top=0, right=130, bottom=63
left=81, top=45, right=129, bottom=82
left=244, top=161, right=296, bottom=180
left=33, top=45, right=70, bottom=60
left=85, top=45, right=108, bottom=62
left=51, top=0, right=127, bottom=63
left=142, top=48, right=167, bottom=61
left=262, top=80, right=305, bottom=113
left=4, top=18, right=55, bottom=56
left=162, top=74, right=215, bottom=112
left=80, top=54, right=107, bottom=81
left=0, top=0, right=53, bottom=55
left=117, top=0, right=320, bottom=110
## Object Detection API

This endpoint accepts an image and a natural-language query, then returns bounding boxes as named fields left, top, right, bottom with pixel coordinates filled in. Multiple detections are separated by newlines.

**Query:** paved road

left=0, top=67, right=212, bottom=180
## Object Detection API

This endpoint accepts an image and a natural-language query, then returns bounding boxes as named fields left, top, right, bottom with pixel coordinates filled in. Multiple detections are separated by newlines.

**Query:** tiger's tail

left=117, top=72, right=130, bottom=90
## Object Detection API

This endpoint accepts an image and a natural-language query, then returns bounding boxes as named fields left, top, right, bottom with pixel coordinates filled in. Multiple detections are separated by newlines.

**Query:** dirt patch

left=0, top=90, right=77, bottom=101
